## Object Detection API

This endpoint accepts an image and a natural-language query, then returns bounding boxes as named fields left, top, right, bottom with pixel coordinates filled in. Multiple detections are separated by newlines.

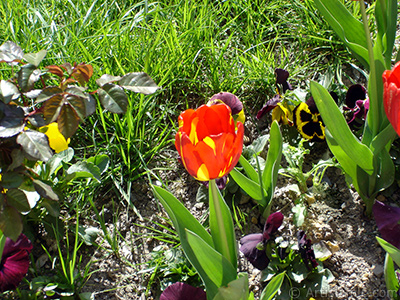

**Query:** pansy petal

left=208, top=92, right=243, bottom=115
left=373, top=201, right=400, bottom=249
left=239, top=233, right=269, bottom=270
left=160, top=282, right=206, bottom=300
left=263, top=211, right=284, bottom=239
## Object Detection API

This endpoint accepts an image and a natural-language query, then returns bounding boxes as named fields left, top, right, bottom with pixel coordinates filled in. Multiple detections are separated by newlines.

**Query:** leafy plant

left=311, top=0, right=398, bottom=215
left=230, top=120, right=283, bottom=218
left=0, top=41, right=159, bottom=241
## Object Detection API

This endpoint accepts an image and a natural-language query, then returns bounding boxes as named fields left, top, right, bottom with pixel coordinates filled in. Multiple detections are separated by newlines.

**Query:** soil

left=73, top=118, right=400, bottom=300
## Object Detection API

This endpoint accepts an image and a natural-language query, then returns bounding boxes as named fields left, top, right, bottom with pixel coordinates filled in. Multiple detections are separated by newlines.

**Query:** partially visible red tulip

left=383, top=61, right=400, bottom=136
left=175, top=103, right=244, bottom=181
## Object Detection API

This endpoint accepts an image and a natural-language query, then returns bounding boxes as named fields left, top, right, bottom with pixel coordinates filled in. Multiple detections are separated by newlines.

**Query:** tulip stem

left=0, top=230, right=5, bottom=260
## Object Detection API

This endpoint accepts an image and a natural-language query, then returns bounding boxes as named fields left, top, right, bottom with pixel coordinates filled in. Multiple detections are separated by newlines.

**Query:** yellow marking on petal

left=235, top=110, right=246, bottom=125
left=203, top=136, right=216, bottom=155
left=189, top=118, right=199, bottom=145
left=178, top=118, right=184, bottom=128
left=196, top=164, right=210, bottom=181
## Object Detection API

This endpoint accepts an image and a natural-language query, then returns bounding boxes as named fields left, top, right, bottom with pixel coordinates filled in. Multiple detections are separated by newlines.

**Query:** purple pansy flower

left=373, top=201, right=400, bottom=249
left=256, top=68, right=293, bottom=120
left=297, top=231, right=318, bottom=270
left=0, top=234, right=33, bottom=292
left=160, top=282, right=206, bottom=300
left=343, top=84, right=369, bottom=126
left=239, top=212, right=284, bottom=270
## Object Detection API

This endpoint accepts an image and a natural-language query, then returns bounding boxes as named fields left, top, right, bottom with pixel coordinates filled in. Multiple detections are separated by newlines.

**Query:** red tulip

left=175, top=103, right=244, bottom=181
left=383, top=61, right=400, bottom=136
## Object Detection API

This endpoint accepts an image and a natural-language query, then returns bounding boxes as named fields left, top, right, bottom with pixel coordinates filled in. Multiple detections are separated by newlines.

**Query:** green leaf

left=17, top=64, right=41, bottom=92
left=376, top=237, right=400, bottom=267
left=98, top=83, right=128, bottom=114
left=78, top=225, right=100, bottom=246
left=185, top=229, right=237, bottom=300
left=244, top=134, right=269, bottom=156
left=311, top=81, right=374, bottom=174
left=230, top=168, right=263, bottom=201
left=1, top=171, right=23, bottom=189
left=66, top=94, right=86, bottom=121
left=152, top=185, right=213, bottom=247
left=314, top=0, right=369, bottom=68
left=32, top=179, right=59, bottom=201
left=0, top=80, right=20, bottom=104
left=238, top=155, right=259, bottom=183
left=119, top=72, right=160, bottom=95
left=213, top=275, right=249, bottom=300
left=209, top=181, right=237, bottom=270
left=5, top=188, right=30, bottom=213
left=292, top=203, right=306, bottom=227
left=23, top=50, right=47, bottom=67
left=17, top=130, right=53, bottom=162
left=383, top=253, right=400, bottom=300
left=45, top=148, right=74, bottom=178
left=260, top=272, right=285, bottom=300
left=262, top=121, right=282, bottom=208
left=41, top=198, right=60, bottom=217
left=66, top=161, right=101, bottom=183
left=86, top=155, right=110, bottom=174
left=0, top=101, right=25, bottom=138
left=0, top=205, right=22, bottom=241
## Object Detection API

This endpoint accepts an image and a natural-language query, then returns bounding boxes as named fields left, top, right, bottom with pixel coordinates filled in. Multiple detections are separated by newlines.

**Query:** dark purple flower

left=373, top=201, right=400, bottom=249
left=256, top=68, right=293, bottom=120
left=343, top=84, right=369, bottom=126
left=297, top=231, right=318, bottom=270
left=275, top=68, right=292, bottom=94
left=208, top=92, right=243, bottom=116
left=160, top=282, right=206, bottom=300
left=240, top=212, right=284, bottom=270
left=0, top=234, right=33, bottom=292
left=200, top=175, right=228, bottom=190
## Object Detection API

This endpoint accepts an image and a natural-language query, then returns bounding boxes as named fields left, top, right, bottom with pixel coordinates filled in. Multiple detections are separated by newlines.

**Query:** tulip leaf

left=376, top=237, right=400, bottom=267
left=5, top=188, right=30, bottom=213
left=0, top=101, right=25, bottom=138
left=23, top=50, right=47, bottom=67
left=375, top=0, right=398, bottom=67
left=0, top=205, right=22, bottom=241
left=383, top=253, right=400, bottom=299
left=0, top=80, right=20, bottom=104
left=32, top=179, right=59, bottom=201
left=238, top=155, right=259, bottom=183
left=17, top=130, right=53, bottom=162
left=98, top=83, right=128, bottom=114
left=153, top=185, right=225, bottom=299
left=230, top=168, right=263, bottom=201
left=374, top=150, right=395, bottom=194
left=152, top=185, right=213, bottom=246
left=311, top=81, right=374, bottom=174
left=260, top=272, right=285, bottom=300
left=314, top=0, right=369, bottom=68
left=119, top=72, right=160, bottom=95
left=262, top=121, right=282, bottom=208
left=185, top=229, right=237, bottom=300
left=213, top=274, right=249, bottom=300
left=209, top=181, right=237, bottom=270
